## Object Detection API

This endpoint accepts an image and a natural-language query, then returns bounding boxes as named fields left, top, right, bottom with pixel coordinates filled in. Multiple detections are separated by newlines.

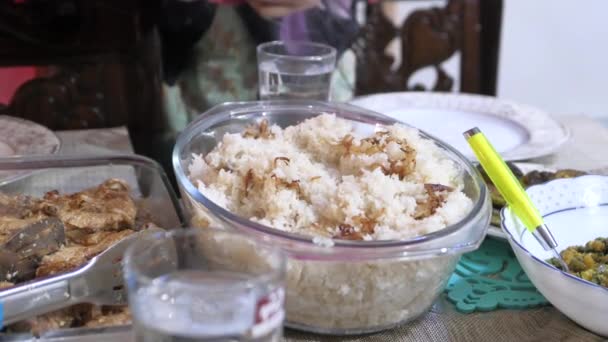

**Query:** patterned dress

left=162, top=3, right=358, bottom=135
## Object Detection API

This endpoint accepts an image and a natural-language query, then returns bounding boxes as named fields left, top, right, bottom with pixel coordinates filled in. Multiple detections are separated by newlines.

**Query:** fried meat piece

left=0, top=179, right=145, bottom=332
left=41, top=179, right=136, bottom=232
left=35, top=245, right=87, bottom=277
left=66, top=230, right=119, bottom=246
left=36, top=230, right=135, bottom=277
left=0, top=216, right=48, bottom=244
left=0, top=193, right=43, bottom=218
left=85, top=306, right=132, bottom=328
left=8, top=309, right=75, bottom=336
left=0, top=193, right=47, bottom=242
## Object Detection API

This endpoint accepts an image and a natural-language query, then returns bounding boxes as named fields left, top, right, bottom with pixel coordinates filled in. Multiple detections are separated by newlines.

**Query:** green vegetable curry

left=549, top=237, right=608, bottom=287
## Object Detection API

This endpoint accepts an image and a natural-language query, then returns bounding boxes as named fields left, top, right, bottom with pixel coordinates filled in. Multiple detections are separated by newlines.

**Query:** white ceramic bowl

left=501, top=175, right=608, bottom=337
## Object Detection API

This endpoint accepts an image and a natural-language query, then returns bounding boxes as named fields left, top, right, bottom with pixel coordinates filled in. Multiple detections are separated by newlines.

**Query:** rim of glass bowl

left=173, top=100, right=490, bottom=259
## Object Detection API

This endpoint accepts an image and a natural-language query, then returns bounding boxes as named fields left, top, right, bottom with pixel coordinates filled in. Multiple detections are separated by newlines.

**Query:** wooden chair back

left=352, top=0, right=502, bottom=96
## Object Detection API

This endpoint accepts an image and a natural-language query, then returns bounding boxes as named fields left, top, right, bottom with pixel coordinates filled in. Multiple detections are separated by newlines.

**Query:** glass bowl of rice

left=172, top=100, right=491, bottom=335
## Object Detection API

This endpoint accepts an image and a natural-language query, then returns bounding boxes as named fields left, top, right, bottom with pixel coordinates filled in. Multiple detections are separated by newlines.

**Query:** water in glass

left=258, top=60, right=333, bottom=101
left=131, top=270, right=279, bottom=342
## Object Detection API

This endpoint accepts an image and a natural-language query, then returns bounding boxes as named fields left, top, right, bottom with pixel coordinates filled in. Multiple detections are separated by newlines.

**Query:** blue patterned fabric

left=445, top=238, right=549, bottom=313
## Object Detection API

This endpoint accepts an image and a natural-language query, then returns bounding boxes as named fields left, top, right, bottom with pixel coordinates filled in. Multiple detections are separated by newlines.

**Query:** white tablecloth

left=530, top=115, right=608, bottom=171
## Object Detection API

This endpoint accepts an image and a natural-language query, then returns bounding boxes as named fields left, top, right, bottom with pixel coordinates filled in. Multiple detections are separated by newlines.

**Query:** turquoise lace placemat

left=445, top=237, right=549, bottom=313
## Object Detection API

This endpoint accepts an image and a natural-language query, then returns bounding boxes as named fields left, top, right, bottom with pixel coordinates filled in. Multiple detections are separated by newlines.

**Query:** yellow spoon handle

left=463, top=128, right=543, bottom=232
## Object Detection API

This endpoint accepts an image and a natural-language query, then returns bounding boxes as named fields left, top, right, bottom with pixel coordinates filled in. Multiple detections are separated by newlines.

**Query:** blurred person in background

left=159, top=0, right=360, bottom=130
left=154, top=0, right=361, bottom=178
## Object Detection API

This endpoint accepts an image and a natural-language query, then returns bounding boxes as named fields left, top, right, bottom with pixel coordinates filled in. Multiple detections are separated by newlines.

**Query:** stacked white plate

left=350, top=92, right=569, bottom=161
left=0, top=115, right=61, bottom=184
left=350, top=92, right=571, bottom=240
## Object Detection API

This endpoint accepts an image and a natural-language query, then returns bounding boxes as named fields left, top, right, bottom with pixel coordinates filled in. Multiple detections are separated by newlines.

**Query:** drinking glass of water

left=124, top=228, right=286, bottom=342
left=257, top=41, right=337, bottom=101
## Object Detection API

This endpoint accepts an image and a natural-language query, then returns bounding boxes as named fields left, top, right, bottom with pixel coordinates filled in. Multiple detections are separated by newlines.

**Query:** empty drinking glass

left=124, top=228, right=286, bottom=342
left=257, top=41, right=337, bottom=101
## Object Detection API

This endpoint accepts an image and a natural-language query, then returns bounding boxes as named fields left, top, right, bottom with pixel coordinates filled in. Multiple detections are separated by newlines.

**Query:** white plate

left=0, top=115, right=61, bottom=184
left=349, top=92, right=569, bottom=161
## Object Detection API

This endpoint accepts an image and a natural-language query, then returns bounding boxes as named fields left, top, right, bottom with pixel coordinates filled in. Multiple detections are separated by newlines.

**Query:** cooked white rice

left=189, top=114, right=472, bottom=243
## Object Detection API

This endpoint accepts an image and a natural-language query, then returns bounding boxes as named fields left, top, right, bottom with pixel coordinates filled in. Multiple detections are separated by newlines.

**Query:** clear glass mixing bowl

left=173, top=100, right=491, bottom=335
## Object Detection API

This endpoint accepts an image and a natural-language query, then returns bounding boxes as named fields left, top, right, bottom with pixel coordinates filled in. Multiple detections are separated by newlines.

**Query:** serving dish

left=488, top=164, right=608, bottom=240
left=0, top=154, right=184, bottom=341
left=0, top=115, right=62, bottom=185
left=349, top=92, right=569, bottom=161
left=173, top=100, right=491, bottom=334
left=501, top=175, right=608, bottom=336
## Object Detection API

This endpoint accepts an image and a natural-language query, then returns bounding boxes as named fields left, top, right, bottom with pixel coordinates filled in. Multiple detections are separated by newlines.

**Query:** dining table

left=52, top=113, right=608, bottom=342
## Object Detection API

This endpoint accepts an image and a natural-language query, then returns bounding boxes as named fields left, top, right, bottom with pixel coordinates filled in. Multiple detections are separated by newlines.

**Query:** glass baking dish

left=0, top=154, right=184, bottom=341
